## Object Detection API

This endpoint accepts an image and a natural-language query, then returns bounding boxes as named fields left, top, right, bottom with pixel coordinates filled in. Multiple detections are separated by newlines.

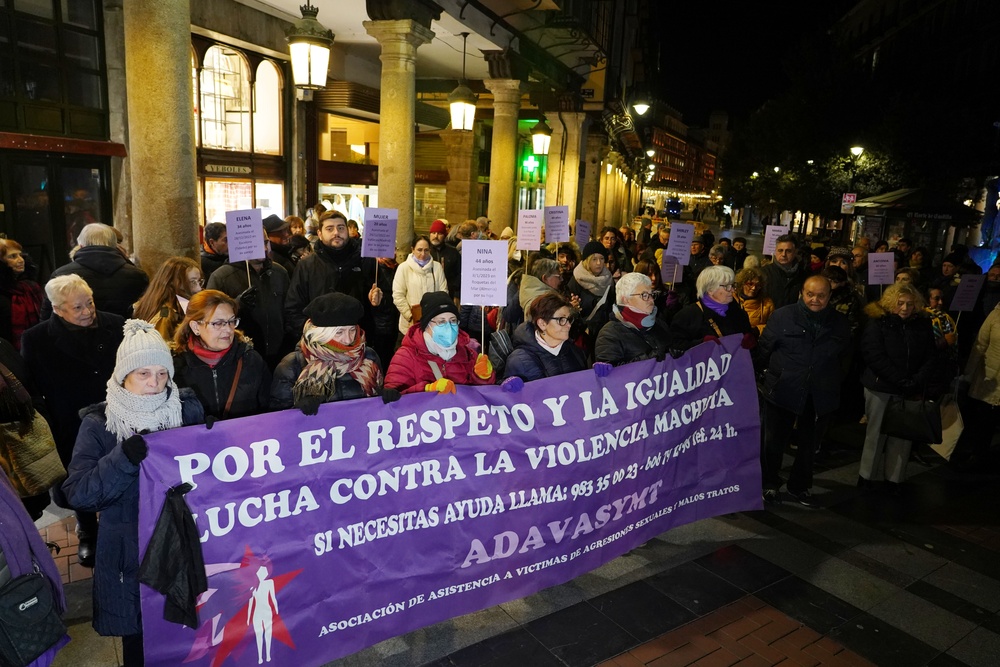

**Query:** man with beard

left=200, top=222, right=228, bottom=281
left=264, top=214, right=296, bottom=275
left=428, top=219, right=461, bottom=303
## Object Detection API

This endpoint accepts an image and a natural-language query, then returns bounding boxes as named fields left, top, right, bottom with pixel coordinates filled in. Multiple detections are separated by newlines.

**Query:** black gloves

left=381, top=388, right=402, bottom=404
left=295, top=395, right=323, bottom=416
left=122, top=434, right=148, bottom=465
left=236, top=286, right=259, bottom=313
left=204, top=415, right=218, bottom=430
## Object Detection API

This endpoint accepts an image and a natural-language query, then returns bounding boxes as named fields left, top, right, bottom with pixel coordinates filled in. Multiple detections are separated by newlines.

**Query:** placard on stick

left=460, top=240, right=508, bottom=306
left=225, top=208, right=266, bottom=263
left=517, top=210, right=542, bottom=251
left=574, top=219, right=591, bottom=248
left=867, top=251, right=895, bottom=285
left=660, top=254, right=683, bottom=285
left=762, top=225, right=790, bottom=256
left=666, top=222, right=693, bottom=266
left=949, top=274, right=987, bottom=312
left=544, top=206, right=570, bottom=243
left=361, top=208, right=398, bottom=258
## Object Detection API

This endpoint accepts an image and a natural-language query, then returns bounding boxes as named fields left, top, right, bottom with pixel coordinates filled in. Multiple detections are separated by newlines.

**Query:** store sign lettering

left=206, top=164, right=252, bottom=174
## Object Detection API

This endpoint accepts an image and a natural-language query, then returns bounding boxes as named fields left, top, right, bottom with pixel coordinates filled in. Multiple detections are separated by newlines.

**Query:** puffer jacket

left=384, top=326, right=494, bottom=394
left=207, top=259, right=290, bottom=358
left=503, top=322, right=587, bottom=381
left=966, top=305, right=1000, bottom=405
left=269, top=346, right=383, bottom=409
left=757, top=302, right=851, bottom=416
left=173, top=337, right=271, bottom=419
left=594, top=308, right=670, bottom=366
left=61, top=389, right=203, bottom=636
left=42, top=246, right=149, bottom=320
left=392, top=255, right=448, bottom=334
left=860, top=301, right=944, bottom=396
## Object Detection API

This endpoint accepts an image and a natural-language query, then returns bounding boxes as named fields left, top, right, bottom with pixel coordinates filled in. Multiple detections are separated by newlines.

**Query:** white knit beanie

left=114, top=319, right=175, bottom=383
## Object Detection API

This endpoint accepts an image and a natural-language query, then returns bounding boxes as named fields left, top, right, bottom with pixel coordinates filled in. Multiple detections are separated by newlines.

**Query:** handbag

left=0, top=411, right=66, bottom=498
left=880, top=396, right=942, bottom=443
left=0, top=571, right=67, bottom=667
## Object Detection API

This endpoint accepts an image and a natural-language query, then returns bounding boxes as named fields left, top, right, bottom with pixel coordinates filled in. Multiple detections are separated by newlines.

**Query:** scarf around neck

left=701, top=293, right=729, bottom=317
left=423, top=329, right=457, bottom=361
left=187, top=335, right=229, bottom=367
left=572, top=262, right=613, bottom=297
left=293, top=322, right=382, bottom=402
left=104, top=378, right=183, bottom=442
left=534, top=331, right=564, bottom=356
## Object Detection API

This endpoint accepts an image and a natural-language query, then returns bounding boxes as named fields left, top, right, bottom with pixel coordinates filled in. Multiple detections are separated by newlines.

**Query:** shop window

left=203, top=178, right=252, bottom=224
left=200, top=46, right=251, bottom=151
left=254, top=181, right=284, bottom=219
left=253, top=60, right=281, bottom=155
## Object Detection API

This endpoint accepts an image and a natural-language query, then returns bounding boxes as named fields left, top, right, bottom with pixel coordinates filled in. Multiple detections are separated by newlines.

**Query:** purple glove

left=501, top=376, right=524, bottom=393
left=594, top=362, right=613, bottom=378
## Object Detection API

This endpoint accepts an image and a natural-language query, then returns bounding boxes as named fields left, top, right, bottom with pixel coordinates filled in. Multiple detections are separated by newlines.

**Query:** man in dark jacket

left=757, top=275, right=850, bottom=506
left=264, top=215, right=297, bottom=276
left=762, top=234, right=808, bottom=309
left=200, top=222, right=228, bottom=281
left=284, top=210, right=377, bottom=338
left=42, top=223, right=148, bottom=319
left=428, top=219, right=461, bottom=302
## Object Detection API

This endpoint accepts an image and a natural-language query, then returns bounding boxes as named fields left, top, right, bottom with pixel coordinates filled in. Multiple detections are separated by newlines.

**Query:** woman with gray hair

left=666, top=264, right=755, bottom=354
left=595, top=271, right=670, bottom=366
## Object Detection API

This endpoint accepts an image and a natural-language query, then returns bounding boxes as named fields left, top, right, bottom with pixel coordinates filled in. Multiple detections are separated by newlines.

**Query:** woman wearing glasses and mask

left=172, top=290, right=271, bottom=420
left=503, top=292, right=587, bottom=383
left=595, top=272, right=670, bottom=366
left=667, top=265, right=755, bottom=355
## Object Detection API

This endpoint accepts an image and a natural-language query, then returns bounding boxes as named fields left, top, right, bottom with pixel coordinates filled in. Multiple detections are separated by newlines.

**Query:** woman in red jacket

left=384, top=291, right=495, bottom=394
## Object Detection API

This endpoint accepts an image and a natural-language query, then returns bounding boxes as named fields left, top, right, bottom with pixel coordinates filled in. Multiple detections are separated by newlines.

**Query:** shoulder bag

left=0, top=411, right=66, bottom=499
left=0, top=569, right=66, bottom=667
left=881, top=396, right=942, bottom=443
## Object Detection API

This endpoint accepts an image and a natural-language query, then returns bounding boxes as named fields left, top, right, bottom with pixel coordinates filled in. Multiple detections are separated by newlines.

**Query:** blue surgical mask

left=431, top=321, right=459, bottom=347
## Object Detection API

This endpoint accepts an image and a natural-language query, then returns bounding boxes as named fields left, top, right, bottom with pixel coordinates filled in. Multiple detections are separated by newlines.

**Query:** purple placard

left=361, top=208, right=398, bottom=258
left=225, top=209, right=266, bottom=263
left=660, top=254, right=683, bottom=285
left=868, top=251, right=895, bottom=285
left=762, top=225, right=790, bottom=256
left=949, top=274, right=987, bottom=312
left=574, top=219, right=591, bottom=248
left=516, top=210, right=542, bottom=251
left=138, top=338, right=762, bottom=667
left=460, top=240, right=508, bottom=306
left=666, top=222, right=693, bottom=266
left=544, top=206, right=570, bottom=243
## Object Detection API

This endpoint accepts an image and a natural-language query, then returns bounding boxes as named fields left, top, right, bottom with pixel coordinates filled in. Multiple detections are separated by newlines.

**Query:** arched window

left=200, top=46, right=250, bottom=151
left=253, top=60, right=282, bottom=155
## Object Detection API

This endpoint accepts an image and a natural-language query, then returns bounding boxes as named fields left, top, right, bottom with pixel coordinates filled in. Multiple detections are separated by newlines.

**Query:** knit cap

left=114, top=319, right=174, bottom=383
left=581, top=240, right=609, bottom=262
left=419, top=291, right=459, bottom=329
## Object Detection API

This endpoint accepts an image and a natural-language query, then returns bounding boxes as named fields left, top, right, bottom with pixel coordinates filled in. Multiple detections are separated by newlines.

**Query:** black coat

left=595, top=311, right=670, bottom=366
left=860, top=304, right=944, bottom=396
left=206, top=259, right=290, bottom=358
left=429, top=241, right=462, bottom=300
left=761, top=262, right=807, bottom=310
left=502, top=322, right=587, bottom=381
left=42, top=246, right=148, bottom=319
left=200, top=249, right=228, bottom=282
left=20, top=311, right=124, bottom=462
left=269, top=346, right=383, bottom=410
left=756, top=302, right=851, bottom=416
left=173, top=339, right=271, bottom=419
left=667, top=299, right=753, bottom=353
left=284, top=239, right=375, bottom=336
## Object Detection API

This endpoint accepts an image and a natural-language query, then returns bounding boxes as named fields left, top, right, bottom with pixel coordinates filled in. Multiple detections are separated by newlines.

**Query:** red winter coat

left=384, top=325, right=495, bottom=394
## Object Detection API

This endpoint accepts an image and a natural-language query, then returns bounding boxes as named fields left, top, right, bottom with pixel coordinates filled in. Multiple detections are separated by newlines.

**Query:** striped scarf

left=293, top=323, right=382, bottom=403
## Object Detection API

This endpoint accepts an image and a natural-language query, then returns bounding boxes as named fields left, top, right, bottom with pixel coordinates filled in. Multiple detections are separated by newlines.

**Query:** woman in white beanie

left=62, top=319, right=204, bottom=666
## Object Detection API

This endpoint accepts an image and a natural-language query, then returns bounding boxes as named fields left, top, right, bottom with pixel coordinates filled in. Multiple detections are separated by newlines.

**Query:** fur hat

left=114, top=319, right=174, bottom=384
left=581, top=241, right=609, bottom=262
left=304, top=293, right=363, bottom=327
left=419, top=291, right=459, bottom=329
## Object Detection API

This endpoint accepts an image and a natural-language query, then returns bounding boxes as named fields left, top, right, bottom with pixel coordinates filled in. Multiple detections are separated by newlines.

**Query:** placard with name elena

left=225, top=208, right=266, bottom=263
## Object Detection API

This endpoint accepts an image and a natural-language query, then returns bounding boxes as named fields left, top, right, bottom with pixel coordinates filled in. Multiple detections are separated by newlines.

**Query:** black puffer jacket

left=666, top=299, right=753, bottom=353
left=503, top=322, right=587, bottom=381
left=756, top=302, right=851, bottom=416
left=42, top=246, right=149, bottom=319
left=860, top=302, right=944, bottom=396
left=200, top=250, right=228, bottom=282
left=173, top=338, right=271, bottom=419
left=595, top=308, right=670, bottom=366
left=284, top=239, right=375, bottom=336
left=761, top=262, right=807, bottom=309
left=207, top=259, right=290, bottom=359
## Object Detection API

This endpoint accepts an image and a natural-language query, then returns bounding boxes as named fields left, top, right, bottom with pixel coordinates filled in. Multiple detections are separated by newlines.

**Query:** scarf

left=572, top=262, right=613, bottom=298
left=701, top=293, right=729, bottom=317
left=423, top=330, right=457, bottom=361
left=104, top=378, right=183, bottom=442
left=534, top=331, right=564, bottom=356
left=293, top=322, right=382, bottom=402
left=187, top=336, right=228, bottom=368
left=617, top=305, right=654, bottom=330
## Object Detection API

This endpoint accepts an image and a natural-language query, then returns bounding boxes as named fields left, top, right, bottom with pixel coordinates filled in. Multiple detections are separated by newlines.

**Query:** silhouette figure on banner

left=247, top=566, right=279, bottom=664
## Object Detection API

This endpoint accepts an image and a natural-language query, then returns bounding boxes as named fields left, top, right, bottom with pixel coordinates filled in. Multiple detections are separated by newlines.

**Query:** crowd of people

left=0, top=213, right=997, bottom=666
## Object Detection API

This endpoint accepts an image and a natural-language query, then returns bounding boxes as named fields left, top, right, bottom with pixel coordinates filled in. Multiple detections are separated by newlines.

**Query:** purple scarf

left=701, top=294, right=729, bottom=317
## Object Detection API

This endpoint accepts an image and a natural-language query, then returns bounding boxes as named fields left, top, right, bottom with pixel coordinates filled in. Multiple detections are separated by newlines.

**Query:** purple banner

left=138, top=336, right=762, bottom=667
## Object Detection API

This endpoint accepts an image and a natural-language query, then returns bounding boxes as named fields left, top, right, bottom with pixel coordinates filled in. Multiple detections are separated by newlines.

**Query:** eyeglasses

left=189, top=278, right=205, bottom=287
left=199, top=317, right=240, bottom=331
left=548, top=316, right=575, bottom=326
left=719, top=283, right=735, bottom=291
left=430, top=317, right=458, bottom=327
left=630, top=292, right=655, bottom=301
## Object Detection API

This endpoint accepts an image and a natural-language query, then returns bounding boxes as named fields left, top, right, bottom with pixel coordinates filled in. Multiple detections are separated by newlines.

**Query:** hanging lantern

left=448, top=33, right=478, bottom=131
left=531, top=118, right=552, bottom=155
left=286, top=1, right=334, bottom=90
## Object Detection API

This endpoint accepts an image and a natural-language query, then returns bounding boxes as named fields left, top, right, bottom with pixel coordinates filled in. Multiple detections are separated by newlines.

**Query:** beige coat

left=966, top=305, right=1000, bottom=405
left=392, top=255, right=448, bottom=334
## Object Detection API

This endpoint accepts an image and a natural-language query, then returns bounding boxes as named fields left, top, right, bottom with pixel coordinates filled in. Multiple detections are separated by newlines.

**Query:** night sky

left=649, top=2, right=856, bottom=127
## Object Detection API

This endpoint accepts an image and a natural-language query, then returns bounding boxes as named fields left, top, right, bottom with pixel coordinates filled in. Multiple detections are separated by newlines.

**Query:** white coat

left=392, top=255, right=448, bottom=333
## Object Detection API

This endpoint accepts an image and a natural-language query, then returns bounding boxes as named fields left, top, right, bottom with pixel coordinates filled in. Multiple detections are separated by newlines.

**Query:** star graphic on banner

left=183, top=546, right=302, bottom=666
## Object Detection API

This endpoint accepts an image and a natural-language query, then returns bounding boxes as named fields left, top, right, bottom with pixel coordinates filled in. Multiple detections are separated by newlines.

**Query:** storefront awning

left=853, top=188, right=979, bottom=224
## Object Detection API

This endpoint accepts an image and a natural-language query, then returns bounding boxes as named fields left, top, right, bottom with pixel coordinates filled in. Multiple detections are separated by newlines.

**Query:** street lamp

left=850, top=145, right=864, bottom=157
left=286, top=1, right=334, bottom=90
left=645, top=148, right=655, bottom=157
left=530, top=118, right=552, bottom=155
left=632, top=92, right=650, bottom=116
left=448, top=33, right=477, bottom=131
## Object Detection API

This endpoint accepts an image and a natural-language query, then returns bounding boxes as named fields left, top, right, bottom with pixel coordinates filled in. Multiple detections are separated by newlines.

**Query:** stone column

left=578, top=134, right=605, bottom=233
left=441, top=129, right=478, bottom=225
left=598, top=151, right=617, bottom=226
left=544, top=111, right=586, bottom=222
left=484, top=79, right=522, bottom=236
left=123, top=0, right=198, bottom=270
left=364, top=19, right=434, bottom=260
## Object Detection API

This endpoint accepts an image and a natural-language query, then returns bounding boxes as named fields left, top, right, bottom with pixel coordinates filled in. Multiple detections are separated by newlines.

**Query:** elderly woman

left=667, top=265, right=755, bottom=353
left=502, top=292, right=586, bottom=383
left=133, top=256, right=204, bottom=342
left=392, top=235, right=448, bottom=335
left=708, top=244, right=728, bottom=267
left=62, top=320, right=203, bottom=666
left=566, top=241, right=616, bottom=355
left=734, top=266, right=774, bottom=333
left=21, top=274, right=124, bottom=567
left=859, top=283, right=944, bottom=489
left=385, top=291, right=495, bottom=394
left=172, top=290, right=270, bottom=420
left=271, top=293, right=384, bottom=414
left=595, top=272, right=670, bottom=366
left=0, top=239, right=43, bottom=349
